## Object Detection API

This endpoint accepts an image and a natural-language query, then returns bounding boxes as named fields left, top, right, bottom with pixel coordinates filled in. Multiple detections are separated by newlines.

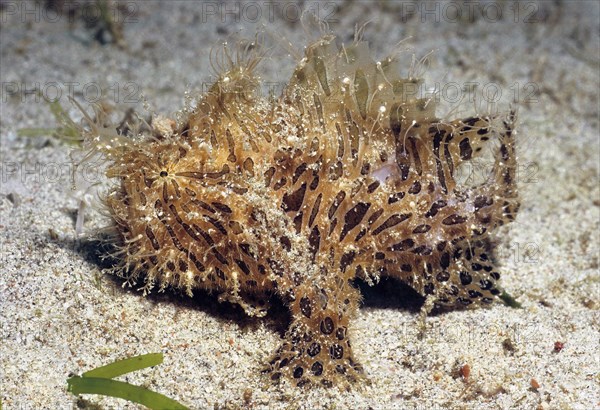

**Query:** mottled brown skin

left=80, top=35, right=519, bottom=389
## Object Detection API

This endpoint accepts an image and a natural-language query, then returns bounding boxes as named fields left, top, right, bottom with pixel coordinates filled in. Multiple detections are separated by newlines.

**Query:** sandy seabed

left=1, top=1, right=598, bottom=409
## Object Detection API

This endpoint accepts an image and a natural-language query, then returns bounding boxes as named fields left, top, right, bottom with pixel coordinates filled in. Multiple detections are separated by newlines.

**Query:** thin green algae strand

left=67, top=353, right=189, bottom=410
left=67, top=377, right=188, bottom=410
left=82, top=352, right=163, bottom=378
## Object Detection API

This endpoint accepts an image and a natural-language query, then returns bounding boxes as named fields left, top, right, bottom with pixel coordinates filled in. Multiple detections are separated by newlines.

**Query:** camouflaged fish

left=75, top=33, right=519, bottom=389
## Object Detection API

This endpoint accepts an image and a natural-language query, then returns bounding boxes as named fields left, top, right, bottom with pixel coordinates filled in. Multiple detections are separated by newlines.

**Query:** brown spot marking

left=425, top=200, right=447, bottom=217
left=388, top=192, right=405, bottom=204
left=412, top=245, right=433, bottom=255
left=340, top=202, right=370, bottom=241
left=408, top=136, right=423, bottom=176
left=459, top=138, right=473, bottom=160
left=309, top=173, right=320, bottom=190
left=436, top=271, right=450, bottom=282
left=408, top=181, right=421, bottom=194
left=292, top=163, right=308, bottom=184
left=204, top=214, right=227, bottom=235
left=264, top=167, right=276, bottom=187
left=282, top=182, right=307, bottom=212
left=235, top=259, right=251, bottom=275
left=145, top=225, right=160, bottom=250
left=442, top=214, right=468, bottom=225
left=340, top=250, right=356, bottom=272
left=293, top=367, right=304, bottom=378
left=273, top=176, right=287, bottom=191
left=460, top=271, right=472, bottom=285
left=440, top=252, right=450, bottom=269
left=367, top=181, right=380, bottom=193
left=372, top=213, right=411, bottom=235
left=308, top=226, right=321, bottom=258
left=308, top=193, right=322, bottom=227
left=225, top=128, right=236, bottom=163
left=412, top=224, right=431, bottom=234
left=189, top=252, right=206, bottom=272
left=243, top=157, right=254, bottom=176
left=212, top=202, right=232, bottom=214
left=307, top=342, right=321, bottom=357
left=300, top=297, right=312, bottom=318
left=328, top=191, right=346, bottom=219
left=320, top=317, right=334, bottom=334
left=474, top=195, right=493, bottom=211
left=330, top=343, right=344, bottom=360
left=311, top=361, right=323, bottom=376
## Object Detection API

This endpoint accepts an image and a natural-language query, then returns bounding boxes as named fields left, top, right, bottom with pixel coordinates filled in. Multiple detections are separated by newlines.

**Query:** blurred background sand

left=1, top=1, right=598, bottom=409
